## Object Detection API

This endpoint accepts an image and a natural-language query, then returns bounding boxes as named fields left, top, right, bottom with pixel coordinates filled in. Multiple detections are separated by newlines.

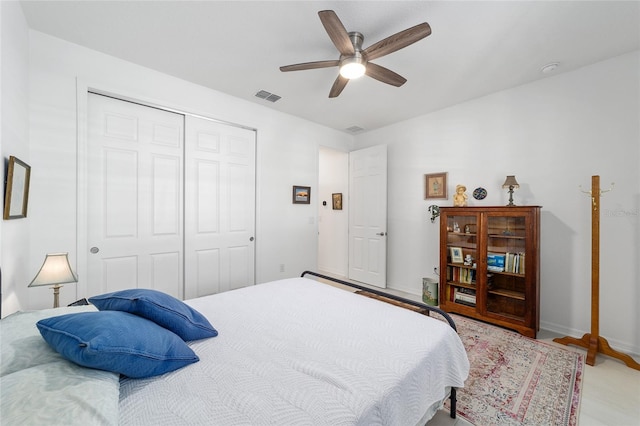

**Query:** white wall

left=354, top=51, right=640, bottom=355
left=14, top=28, right=352, bottom=311
left=318, top=147, right=349, bottom=276
left=1, top=0, right=31, bottom=316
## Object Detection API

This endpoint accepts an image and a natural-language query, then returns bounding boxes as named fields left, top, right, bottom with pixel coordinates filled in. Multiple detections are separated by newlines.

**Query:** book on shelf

left=487, top=253, right=505, bottom=271
left=449, top=287, right=475, bottom=302
left=453, top=287, right=476, bottom=306
left=447, top=266, right=476, bottom=284
left=455, top=299, right=476, bottom=307
left=487, top=252, right=526, bottom=274
left=504, top=252, right=525, bottom=274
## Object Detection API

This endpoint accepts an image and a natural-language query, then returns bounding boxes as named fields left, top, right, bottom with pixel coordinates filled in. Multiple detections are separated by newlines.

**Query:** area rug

left=443, top=314, right=584, bottom=426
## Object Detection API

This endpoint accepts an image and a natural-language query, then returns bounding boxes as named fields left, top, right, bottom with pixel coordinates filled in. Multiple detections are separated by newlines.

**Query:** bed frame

left=301, top=271, right=458, bottom=419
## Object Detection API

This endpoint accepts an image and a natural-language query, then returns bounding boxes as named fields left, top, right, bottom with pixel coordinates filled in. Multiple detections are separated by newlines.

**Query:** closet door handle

left=90, top=247, right=100, bottom=254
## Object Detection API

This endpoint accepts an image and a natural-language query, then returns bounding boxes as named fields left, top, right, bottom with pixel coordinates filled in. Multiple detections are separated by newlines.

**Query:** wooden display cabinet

left=439, top=206, right=540, bottom=338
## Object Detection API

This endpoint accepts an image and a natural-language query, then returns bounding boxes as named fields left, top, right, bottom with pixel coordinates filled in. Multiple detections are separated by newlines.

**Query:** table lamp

left=29, top=253, right=78, bottom=308
left=502, top=175, right=520, bottom=206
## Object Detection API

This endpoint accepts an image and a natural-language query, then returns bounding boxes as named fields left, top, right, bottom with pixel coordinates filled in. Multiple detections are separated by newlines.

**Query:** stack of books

left=454, top=287, right=476, bottom=307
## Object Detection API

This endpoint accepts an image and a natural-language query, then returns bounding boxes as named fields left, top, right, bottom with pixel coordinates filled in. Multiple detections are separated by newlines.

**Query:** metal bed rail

left=301, top=270, right=457, bottom=330
left=300, top=270, right=459, bottom=419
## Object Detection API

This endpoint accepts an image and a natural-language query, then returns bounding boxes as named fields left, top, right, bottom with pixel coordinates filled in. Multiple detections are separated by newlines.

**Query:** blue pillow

left=89, top=289, right=217, bottom=341
left=36, top=311, right=199, bottom=378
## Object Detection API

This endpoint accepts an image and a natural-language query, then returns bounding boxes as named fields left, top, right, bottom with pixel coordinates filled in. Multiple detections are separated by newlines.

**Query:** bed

left=1, top=272, right=469, bottom=425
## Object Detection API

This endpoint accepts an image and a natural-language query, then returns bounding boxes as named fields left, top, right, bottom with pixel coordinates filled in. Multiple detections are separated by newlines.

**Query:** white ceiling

left=20, top=1, right=640, bottom=133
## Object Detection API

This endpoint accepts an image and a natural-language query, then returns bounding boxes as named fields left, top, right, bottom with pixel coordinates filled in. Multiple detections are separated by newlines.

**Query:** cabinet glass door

left=485, top=214, right=527, bottom=320
left=444, top=213, right=479, bottom=309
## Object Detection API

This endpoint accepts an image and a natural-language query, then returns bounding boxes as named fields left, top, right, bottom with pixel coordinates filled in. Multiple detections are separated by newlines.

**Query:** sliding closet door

left=86, top=94, right=185, bottom=298
left=184, top=116, right=256, bottom=299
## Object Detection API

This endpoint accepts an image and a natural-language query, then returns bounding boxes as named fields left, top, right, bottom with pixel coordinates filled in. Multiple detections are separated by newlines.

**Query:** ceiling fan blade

left=365, top=63, right=407, bottom=87
left=329, top=75, right=349, bottom=98
left=318, top=10, right=355, bottom=56
left=280, top=60, right=340, bottom=72
left=363, top=22, right=431, bottom=61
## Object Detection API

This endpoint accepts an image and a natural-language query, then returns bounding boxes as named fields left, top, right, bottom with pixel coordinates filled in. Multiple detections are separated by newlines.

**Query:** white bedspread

left=1, top=305, right=120, bottom=426
left=119, top=277, right=469, bottom=425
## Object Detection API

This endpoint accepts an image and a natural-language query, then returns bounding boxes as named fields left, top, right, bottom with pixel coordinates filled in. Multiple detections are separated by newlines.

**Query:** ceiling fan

left=280, top=10, right=431, bottom=98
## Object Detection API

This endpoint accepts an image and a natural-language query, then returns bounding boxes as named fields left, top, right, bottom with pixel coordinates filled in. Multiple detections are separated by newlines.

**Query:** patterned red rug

left=444, top=314, right=584, bottom=426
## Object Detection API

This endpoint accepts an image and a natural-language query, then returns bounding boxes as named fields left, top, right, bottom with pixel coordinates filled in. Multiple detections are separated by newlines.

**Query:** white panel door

left=348, top=145, right=387, bottom=288
left=184, top=116, right=256, bottom=298
left=87, top=94, right=184, bottom=298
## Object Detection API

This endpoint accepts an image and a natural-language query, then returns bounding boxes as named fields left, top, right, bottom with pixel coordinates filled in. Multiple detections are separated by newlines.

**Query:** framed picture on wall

left=292, top=186, right=311, bottom=204
left=3, top=156, right=31, bottom=220
left=332, top=193, right=343, bottom=210
left=425, top=172, right=448, bottom=199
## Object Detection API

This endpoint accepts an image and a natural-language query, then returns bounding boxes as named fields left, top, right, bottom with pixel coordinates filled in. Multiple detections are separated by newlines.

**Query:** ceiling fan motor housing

left=339, top=32, right=366, bottom=79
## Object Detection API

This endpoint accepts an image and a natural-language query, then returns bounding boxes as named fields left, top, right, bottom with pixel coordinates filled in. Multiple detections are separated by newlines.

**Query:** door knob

left=249, top=237, right=254, bottom=242
left=90, top=247, right=100, bottom=254
left=376, top=232, right=386, bottom=236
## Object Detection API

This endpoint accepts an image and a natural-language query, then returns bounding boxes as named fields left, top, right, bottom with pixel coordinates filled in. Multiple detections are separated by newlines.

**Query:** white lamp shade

left=29, top=253, right=78, bottom=287
left=502, top=175, right=520, bottom=189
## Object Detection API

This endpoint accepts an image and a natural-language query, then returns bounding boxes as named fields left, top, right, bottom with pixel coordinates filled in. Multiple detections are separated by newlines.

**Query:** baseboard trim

left=540, top=320, right=640, bottom=358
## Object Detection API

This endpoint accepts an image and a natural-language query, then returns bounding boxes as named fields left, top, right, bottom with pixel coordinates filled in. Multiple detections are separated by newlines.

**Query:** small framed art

left=292, top=186, right=311, bottom=204
left=450, top=247, right=464, bottom=263
left=425, top=172, right=447, bottom=199
left=332, top=193, right=343, bottom=210
left=3, top=156, right=31, bottom=220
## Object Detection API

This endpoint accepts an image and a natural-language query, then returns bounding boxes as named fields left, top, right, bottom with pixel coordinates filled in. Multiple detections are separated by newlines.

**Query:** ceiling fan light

left=340, top=58, right=366, bottom=79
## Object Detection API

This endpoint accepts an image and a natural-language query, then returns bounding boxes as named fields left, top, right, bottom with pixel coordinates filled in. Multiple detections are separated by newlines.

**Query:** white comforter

left=119, top=278, right=469, bottom=425
left=0, top=305, right=120, bottom=426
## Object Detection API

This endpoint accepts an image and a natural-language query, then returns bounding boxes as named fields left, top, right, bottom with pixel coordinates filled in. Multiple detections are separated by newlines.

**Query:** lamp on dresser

left=29, top=253, right=78, bottom=308
left=502, top=175, right=520, bottom=206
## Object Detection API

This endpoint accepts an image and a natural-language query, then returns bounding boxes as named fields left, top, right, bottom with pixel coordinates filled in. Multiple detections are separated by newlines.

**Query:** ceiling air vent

left=255, top=90, right=281, bottom=103
left=345, top=126, right=365, bottom=133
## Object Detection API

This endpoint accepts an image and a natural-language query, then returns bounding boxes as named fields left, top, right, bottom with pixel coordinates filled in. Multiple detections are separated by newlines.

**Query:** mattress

left=119, top=277, right=469, bottom=425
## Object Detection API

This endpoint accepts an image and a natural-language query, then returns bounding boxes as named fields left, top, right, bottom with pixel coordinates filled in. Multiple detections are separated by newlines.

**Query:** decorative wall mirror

left=3, top=156, right=31, bottom=220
